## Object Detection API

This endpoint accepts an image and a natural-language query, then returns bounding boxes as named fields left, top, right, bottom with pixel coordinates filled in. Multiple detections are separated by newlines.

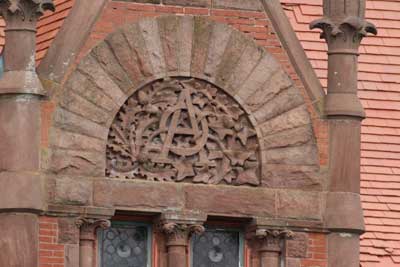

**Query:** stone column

left=76, top=218, right=111, bottom=267
left=0, top=1, right=54, bottom=267
left=247, top=228, right=294, bottom=267
left=161, top=222, right=205, bottom=267
left=310, top=1, right=377, bottom=267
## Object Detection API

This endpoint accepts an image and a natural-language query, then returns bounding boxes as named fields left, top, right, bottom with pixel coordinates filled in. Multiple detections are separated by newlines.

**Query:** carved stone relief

left=106, top=78, right=260, bottom=185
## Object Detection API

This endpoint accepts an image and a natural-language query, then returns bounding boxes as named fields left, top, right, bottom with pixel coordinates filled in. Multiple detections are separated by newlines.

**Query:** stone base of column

left=0, top=213, right=39, bottom=267
left=328, top=232, right=360, bottom=267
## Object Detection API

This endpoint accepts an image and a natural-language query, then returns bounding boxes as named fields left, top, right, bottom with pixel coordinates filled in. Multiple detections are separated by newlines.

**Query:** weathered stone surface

left=93, top=179, right=184, bottom=210
left=77, top=54, right=126, bottom=106
left=158, top=16, right=179, bottom=72
left=215, top=30, right=250, bottom=88
left=225, top=43, right=264, bottom=95
left=253, top=86, right=304, bottom=123
left=0, top=99, right=40, bottom=172
left=176, top=16, right=194, bottom=74
left=139, top=18, right=167, bottom=75
left=245, top=71, right=294, bottom=112
left=48, top=149, right=105, bottom=176
left=60, top=90, right=110, bottom=125
left=164, top=0, right=208, bottom=7
left=65, top=71, right=117, bottom=112
left=262, top=164, right=321, bottom=190
left=261, top=125, right=313, bottom=150
left=185, top=185, right=275, bottom=217
left=287, top=233, right=308, bottom=258
left=90, top=42, right=135, bottom=93
left=258, top=105, right=311, bottom=136
left=53, top=107, right=108, bottom=139
left=106, top=29, right=149, bottom=85
left=325, top=192, right=365, bottom=231
left=277, top=190, right=322, bottom=220
left=0, top=172, right=44, bottom=211
left=213, top=0, right=262, bottom=11
left=204, top=23, right=232, bottom=79
left=191, top=17, right=213, bottom=76
left=286, top=258, right=301, bottom=267
left=58, top=218, right=79, bottom=244
left=328, top=233, right=360, bottom=267
left=53, top=177, right=93, bottom=205
left=50, top=128, right=105, bottom=152
left=263, top=143, right=318, bottom=165
left=235, top=53, right=279, bottom=102
left=65, top=244, right=80, bottom=267
left=0, top=214, right=38, bottom=267
left=123, top=23, right=154, bottom=79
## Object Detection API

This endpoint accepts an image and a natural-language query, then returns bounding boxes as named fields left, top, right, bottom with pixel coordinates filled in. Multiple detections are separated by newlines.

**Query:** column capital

left=76, top=217, right=111, bottom=241
left=247, top=228, right=294, bottom=251
left=160, top=221, right=205, bottom=246
left=0, top=0, right=55, bottom=30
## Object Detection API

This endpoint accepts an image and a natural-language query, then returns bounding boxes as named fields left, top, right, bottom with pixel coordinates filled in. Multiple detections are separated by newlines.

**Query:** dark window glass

left=192, top=229, right=241, bottom=267
left=99, top=223, right=150, bottom=267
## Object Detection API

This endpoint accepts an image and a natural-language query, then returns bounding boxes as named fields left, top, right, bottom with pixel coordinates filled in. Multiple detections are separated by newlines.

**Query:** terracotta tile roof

left=0, top=0, right=74, bottom=63
left=0, top=0, right=399, bottom=265
left=280, top=0, right=400, bottom=265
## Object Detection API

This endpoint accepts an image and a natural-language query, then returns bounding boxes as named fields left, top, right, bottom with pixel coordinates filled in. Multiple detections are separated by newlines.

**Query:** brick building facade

left=1, top=0, right=395, bottom=267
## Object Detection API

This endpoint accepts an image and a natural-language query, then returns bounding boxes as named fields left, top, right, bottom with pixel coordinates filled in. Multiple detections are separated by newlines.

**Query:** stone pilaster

left=247, top=228, right=294, bottom=267
left=160, top=221, right=205, bottom=267
left=76, top=218, right=111, bottom=267
left=0, top=2, right=54, bottom=267
left=310, top=1, right=376, bottom=266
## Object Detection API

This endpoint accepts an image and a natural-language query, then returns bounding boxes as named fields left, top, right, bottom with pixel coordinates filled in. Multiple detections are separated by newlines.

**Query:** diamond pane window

left=191, top=229, right=243, bottom=267
left=99, top=223, right=151, bottom=267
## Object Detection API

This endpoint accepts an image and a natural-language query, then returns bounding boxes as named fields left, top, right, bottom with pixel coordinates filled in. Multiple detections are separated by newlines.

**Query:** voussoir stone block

left=139, top=18, right=167, bottom=75
left=184, top=185, right=276, bottom=217
left=91, top=42, right=135, bottom=93
left=277, top=190, right=322, bottom=220
left=158, top=16, right=180, bottom=73
left=258, top=105, right=311, bottom=136
left=261, top=124, right=313, bottom=150
left=191, top=16, right=213, bottom=76
left=53, top=108, right=109, bottom=140
left=176, top=16, right=194, bottom=74
left=263, top=143, right=319, bottom=165
left=50, top=127, right=105, bottom=152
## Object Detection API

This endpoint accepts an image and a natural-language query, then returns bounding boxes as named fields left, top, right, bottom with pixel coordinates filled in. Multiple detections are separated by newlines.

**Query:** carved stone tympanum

left=106, top=78, right=260, bottom=185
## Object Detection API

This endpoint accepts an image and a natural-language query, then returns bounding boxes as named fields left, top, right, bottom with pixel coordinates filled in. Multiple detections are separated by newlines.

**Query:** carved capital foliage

left=247, top=228, right=294, bottom=252
left=160, top=222, right=205, bottom=245
left=0, top=0, right=55, bottom=27
left=310, top=17, right=377, bottom=49
left=310, top=0, right=377, bottom=52
left=106, top=77, right=261, bottom=186
left=76, top=218, right=111, bottom=241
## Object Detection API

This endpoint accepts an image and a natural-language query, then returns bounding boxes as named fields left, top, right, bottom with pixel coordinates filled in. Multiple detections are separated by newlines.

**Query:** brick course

left=39, top=217, right=65, bottom=267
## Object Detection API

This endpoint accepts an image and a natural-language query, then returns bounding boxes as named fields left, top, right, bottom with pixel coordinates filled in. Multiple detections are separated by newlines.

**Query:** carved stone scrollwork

left=106, top=78, right=260, bottom=186
left=161, top=222, right=205, bottom=242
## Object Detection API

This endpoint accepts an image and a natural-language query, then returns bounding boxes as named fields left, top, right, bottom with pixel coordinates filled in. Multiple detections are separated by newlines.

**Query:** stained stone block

left=163, top=0, right=209, bottom=7
left=53, top=177, right=93, bottom=205
left=277, top=190, right=322, bottom=220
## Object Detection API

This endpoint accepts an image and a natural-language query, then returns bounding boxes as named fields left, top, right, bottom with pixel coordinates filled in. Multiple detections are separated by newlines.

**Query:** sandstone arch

left=47, top=15, right=320, bottom=189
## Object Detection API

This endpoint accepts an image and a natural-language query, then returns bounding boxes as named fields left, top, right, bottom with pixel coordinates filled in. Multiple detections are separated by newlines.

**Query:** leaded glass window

left=99, top=222, right=151, bottom=267
left=191, top=229, right=243, bottom=267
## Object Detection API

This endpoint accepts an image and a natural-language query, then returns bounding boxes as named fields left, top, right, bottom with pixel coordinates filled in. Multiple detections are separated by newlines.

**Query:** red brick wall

left=301, top=233, right=327, bottom=267
left=39, top=217, right=65, bottom=267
